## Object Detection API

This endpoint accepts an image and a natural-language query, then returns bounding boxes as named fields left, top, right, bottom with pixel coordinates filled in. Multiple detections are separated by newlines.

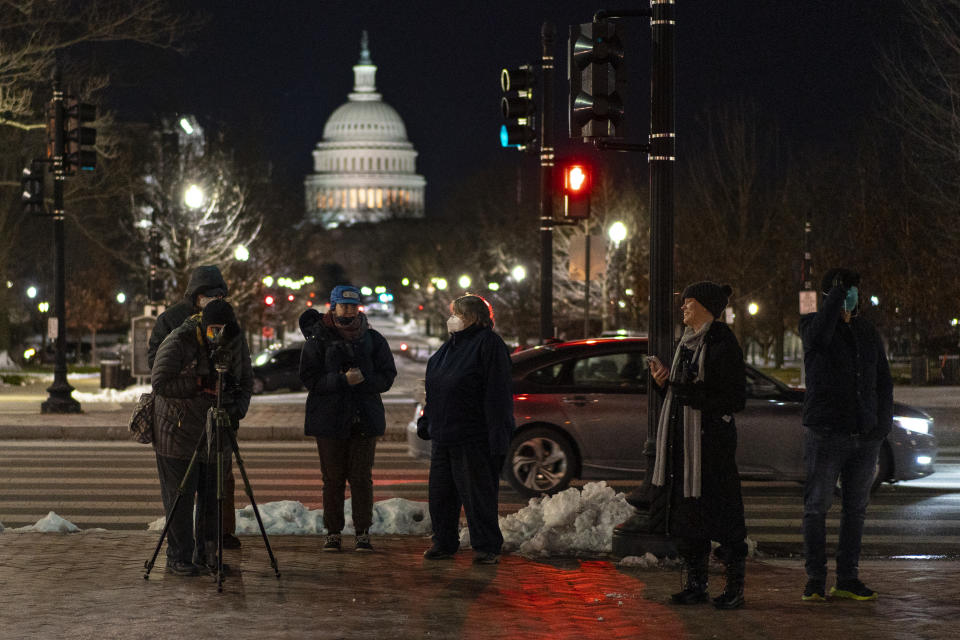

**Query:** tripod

left=144, top=356, right=280, bottom=591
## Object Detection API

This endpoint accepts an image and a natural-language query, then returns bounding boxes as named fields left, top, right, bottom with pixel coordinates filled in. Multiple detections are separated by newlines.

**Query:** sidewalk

left=0, top=531, right=955, bottom=639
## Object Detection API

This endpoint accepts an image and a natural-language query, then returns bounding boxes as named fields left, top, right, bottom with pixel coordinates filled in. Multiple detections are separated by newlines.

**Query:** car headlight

left=894, top=416, right=931, bottom=435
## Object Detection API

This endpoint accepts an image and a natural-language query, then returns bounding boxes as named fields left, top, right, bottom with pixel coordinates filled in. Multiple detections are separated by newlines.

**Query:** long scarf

left=322, top=311, right=368, bottom=342
left=651, top=321, right=710, bottom=498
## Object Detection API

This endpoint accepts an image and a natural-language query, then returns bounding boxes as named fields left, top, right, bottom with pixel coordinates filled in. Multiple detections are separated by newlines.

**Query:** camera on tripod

left=207, top=326, right=231, bottom=373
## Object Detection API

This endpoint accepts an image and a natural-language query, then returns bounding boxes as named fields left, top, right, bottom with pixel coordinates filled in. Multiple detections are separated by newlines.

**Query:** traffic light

left=64, top=97, right=96, bottom=174
left=569, top=19, right=625, bottom=139
left=264, top=295, right=275, bottom=307
left=500, top=65, right=537, bottom=150
left=559, top=161, right=593, bottom=219
left=21, top=164, right=45, bottom=215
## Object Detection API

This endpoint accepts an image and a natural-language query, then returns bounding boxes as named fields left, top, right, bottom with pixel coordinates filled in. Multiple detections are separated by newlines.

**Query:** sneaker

left=323, top=533, right=342, bottom=552
left=165, top=559, right=200, bottom=577
left=222, top=533, right=242, bottom=550
left=473, top=552, right=500, bottom=565
left=423, top=545, right=455, bottom=560
left=802, top=579, right=826, bottom=602
left=355, top=533, right=374, bottom=552
left=830, top=579, right=878, bottom=601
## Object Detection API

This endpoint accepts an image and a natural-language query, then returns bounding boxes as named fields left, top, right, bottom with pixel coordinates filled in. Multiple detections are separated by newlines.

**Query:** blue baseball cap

left=330, top=285, right=362, bottom=306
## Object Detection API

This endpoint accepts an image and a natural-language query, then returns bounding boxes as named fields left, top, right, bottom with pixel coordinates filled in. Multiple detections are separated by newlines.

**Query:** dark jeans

left=428, top=442, right=505, bottom=555
left=802, top=430, right=881, bottom=583
left=155, top=453, right=231, bottom=563
left=316, top=435, right=377, bottom=534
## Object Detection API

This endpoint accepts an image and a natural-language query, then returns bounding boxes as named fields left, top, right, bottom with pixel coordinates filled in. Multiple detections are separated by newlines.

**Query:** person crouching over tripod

left=298, top=285, right=397, bottom=553
left=151, top=300, right=253, bottom=576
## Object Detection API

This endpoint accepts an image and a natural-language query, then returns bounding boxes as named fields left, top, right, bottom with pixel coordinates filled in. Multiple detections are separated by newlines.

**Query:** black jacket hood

left=184, top=265, right=228, bottom=300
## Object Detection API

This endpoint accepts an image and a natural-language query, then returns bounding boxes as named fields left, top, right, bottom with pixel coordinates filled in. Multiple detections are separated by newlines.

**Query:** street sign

left=799, top=290, right=817, bottom=315
left=569, top=234, right=606, bottom=281
left=131, top=316, right=156, bottom=377
left=47, top=317, right=58, bottom=340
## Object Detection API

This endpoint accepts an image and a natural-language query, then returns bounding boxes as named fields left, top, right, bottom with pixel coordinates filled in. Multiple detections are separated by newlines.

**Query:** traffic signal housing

left=500, top=65, right=537, bottom=150
left=569, top=19, right=625, bottom=139
left=64, top=97, right=96, bottom=174
left=21, top=164, right=45, bottom=215
left=559, top=160, right=593, bottom=220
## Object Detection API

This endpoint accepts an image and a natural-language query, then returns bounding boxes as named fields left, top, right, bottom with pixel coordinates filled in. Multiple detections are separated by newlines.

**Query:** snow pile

left=0, top=350, right=20, bottom=371
left=150, top=498, right=432, bottom=536
left=499, top=482, right=636, bottom=557
left=10, top=511, right=80, bottom=533
left=618, top=553, right=663, bottom=568
left=72, top=384, right=151, bottom=404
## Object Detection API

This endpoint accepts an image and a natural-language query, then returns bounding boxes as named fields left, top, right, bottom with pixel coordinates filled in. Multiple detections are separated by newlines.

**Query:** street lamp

left=608, top=221, right=627, bottom=330
left=458, top=275, right=471, bottom=289
left=116, top=292, right=126, bottom=304
left=435, top=278, right=448, bottom=291
left=748, top=302, right=759, bottom=316
left=26, top=286, right=37, bottom=299
left=184, top=184, right=204, bottom=209
left=234, top=244, right=250, bottom=262
left=511, top=265, right=527, bottom=282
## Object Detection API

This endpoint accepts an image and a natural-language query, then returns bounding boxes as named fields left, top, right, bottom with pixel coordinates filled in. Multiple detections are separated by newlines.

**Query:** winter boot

left=670, top=551, right=709, bottom=605
left=713, top=557, right=746, bottom=610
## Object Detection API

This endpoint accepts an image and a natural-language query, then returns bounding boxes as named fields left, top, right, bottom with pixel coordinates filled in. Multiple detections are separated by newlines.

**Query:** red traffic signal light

left=264, top=295, right=275, bottom=306
left=559, top=161, right=593, bottom=219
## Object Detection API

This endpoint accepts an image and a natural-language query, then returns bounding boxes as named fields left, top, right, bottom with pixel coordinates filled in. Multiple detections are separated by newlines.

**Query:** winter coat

left=799, top=286, right=893, bottom=440
left=151, top=316, right=253, bottom=460
left=298, top=311, right=397, bottom=439
left=147, top=266, right=229, bottom=369
left=658, top=321, right=747, bottom=543
left=422, top=324, right=515, bottom=455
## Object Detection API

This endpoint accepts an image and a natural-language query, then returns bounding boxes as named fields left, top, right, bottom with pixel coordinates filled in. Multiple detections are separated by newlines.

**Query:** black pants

left=155, top=453, right=231, bottom=563
left=428, top=442, right=505, bottom=555
left=316, top=435, right=377, bottom=534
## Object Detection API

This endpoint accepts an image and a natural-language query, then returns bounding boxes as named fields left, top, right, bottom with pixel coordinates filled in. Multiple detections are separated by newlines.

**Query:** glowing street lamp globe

left=511, top=265, right=526, bottom=282
left=458, top=275, right=471, bottom=289
left=184, top=184, right=204, bottom=209
left=234, top=245, right=250, bottom=262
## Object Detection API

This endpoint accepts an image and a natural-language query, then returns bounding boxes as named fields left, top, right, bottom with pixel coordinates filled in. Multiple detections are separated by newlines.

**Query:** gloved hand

left=416, top=415, right=430, bottom=441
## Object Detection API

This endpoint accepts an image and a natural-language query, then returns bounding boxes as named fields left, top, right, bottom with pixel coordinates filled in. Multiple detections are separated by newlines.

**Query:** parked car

left=251, top=343, right=305, bottom=394
left=407, top=337, right=938, bottom=498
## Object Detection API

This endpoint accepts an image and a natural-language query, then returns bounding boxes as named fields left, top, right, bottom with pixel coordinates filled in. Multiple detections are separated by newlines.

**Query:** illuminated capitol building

left=304, top=32, right=426, bottom=228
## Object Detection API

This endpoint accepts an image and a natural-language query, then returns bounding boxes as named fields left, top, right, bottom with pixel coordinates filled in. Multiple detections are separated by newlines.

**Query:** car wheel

left=252, top=377, right=265, bottom=395
left=505, top=427, right=577, bottom=498
left=870, top=446, right=893, bottom=493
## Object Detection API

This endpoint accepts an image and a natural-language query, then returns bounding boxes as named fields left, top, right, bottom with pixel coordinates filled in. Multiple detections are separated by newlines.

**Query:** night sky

left=103, top=0, right=902, bottom=214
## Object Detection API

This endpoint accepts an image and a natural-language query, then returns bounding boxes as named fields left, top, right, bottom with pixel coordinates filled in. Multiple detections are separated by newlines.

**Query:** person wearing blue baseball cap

left=298, top=284, right=397, bottom=553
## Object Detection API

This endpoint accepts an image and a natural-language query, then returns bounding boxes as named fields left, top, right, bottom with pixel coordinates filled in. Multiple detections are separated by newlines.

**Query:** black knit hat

left=201, top=299, right=239, bottom=340
left=820, top=267, right=861, bottom=295
left=681, top=281, right=733, bottom=319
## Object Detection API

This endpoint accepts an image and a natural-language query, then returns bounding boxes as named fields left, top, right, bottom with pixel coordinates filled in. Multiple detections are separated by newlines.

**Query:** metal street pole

left=539, top=22, right=556, bottom=344
left=42, top=66, right=81, bottom=414
left=611, top=0, right=675, bottom=558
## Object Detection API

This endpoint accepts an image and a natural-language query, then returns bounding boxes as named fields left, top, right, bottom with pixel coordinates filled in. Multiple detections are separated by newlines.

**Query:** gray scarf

left=651, top=321, right=710, bottom=498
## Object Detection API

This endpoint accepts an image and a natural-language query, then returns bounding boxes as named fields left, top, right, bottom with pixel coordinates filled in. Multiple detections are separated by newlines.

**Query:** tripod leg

left=216, top=415, right=225, bottom=592
left=227, top=428, right=281, bottom=578
left=144, top=443, right=203, bottom=579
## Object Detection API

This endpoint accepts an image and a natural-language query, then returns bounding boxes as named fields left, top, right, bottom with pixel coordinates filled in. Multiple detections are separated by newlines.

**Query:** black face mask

left=335, top=315, right=354, bottom=326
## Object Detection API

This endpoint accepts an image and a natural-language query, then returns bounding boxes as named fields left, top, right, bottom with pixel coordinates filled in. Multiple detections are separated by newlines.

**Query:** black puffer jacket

left=799, top=286, right=893, bottom=440
left=422, top=324, right=515, bottom=455
left=151, top=316, right=253, bottom=460
left=298, top=311, right=396, bottom=439
left=147, top=266, right=228, bottom=369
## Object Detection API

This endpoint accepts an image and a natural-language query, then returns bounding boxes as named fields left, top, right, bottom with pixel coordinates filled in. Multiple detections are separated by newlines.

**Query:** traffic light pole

left=609, top=0, right=676, bottom=557
left=42, top=67, right=81, bottom=414
left=538, top=22, right=556, bottom=344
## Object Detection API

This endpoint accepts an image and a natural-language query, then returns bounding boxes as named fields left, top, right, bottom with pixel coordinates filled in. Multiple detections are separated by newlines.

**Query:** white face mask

left=447, top=315, right=465, bottom=333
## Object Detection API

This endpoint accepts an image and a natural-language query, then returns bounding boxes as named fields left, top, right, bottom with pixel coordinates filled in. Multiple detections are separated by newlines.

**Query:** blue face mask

left=843, top=286, right=859, bottom=312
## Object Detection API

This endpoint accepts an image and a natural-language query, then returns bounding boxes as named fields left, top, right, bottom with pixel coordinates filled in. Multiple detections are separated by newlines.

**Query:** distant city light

left=435, top=278, right=448, bottom=291
left=458, top=275, right=471, bottom=289
left=262, top=276, right=274, bottom=288
left=952, top=318, right=959, bottom=327
left=26, top=286, right=37, bottom=299
left=38, top=301, right=49, bottom=313
left=511, top=265, right=526, bottom=282
left=748, top=302, right=759, bottom=316
left=608, top=221, right=627, bottom=246
left=870, top=295, right=879, bottom=306
left=401, top=278, right=410, bottom=286
left=374, top=286, right=386, bottom=294
left=116, top=292, right=126, bottom=304
left=184, top=184, right=204, bottom=209
left=234, top=245, right=249, bottom=262
left=179, top=117, right=194, bottom=135
left=361, top=286, right=373, bottom=296
left=625, top=288, right=634, bottom=296
left=488, top=282, right=500, bottom=291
